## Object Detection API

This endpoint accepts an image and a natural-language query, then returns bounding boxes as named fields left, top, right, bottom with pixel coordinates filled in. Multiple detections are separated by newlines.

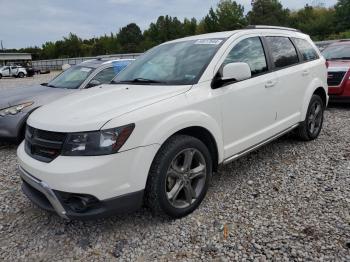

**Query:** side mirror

left=222, top=62, right=251, bottom=81
left=86, top=79, right=101, bottom=88
left=212, top=62, right=251, bottom=89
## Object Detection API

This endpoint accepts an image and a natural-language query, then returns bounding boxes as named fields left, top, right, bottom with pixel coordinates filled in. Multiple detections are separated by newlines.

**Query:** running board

left=223, top=124, right=299, bottom=165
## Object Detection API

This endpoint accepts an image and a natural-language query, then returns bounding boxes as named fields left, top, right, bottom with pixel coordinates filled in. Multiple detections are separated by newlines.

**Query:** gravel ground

left=0, top=72, right=60, bottom=90
left=0, top=75, right=349, bottom=261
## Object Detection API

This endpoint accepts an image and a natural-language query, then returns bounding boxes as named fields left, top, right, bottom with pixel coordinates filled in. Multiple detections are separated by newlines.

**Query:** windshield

left=48, top=66, right=94, bottom=89
left=113, top=38, right=225, bottom=85
left=322, top=44, right=350, bottom=60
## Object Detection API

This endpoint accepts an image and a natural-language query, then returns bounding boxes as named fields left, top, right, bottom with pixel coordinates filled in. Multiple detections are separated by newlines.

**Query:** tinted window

left=293, top=38, right=319, bottom=61
left=224, top=37, right=268, bottom=76
left=266, top=37, right=299, bottom=68
left=91, top=67, right=116, bottom=84
left=322, top=44, right=350, bottom=60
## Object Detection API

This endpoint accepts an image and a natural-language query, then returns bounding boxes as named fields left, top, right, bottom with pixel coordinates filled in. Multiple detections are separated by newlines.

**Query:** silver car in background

left=0, top=58, right=134, bottom=142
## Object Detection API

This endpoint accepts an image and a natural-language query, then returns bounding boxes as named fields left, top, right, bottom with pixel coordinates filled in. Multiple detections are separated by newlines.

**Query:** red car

left=322, top=41, right=350, bottom=102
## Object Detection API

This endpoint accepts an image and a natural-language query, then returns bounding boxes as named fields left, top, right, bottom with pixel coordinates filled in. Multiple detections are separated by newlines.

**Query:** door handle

left=265, top=80, right=277, bottom=88
left=302, top=70, right=310, bottom=76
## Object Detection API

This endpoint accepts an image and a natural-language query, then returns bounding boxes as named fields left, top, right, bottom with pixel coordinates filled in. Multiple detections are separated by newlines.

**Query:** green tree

left=335, top=0, right=350, bottom=32
left=197, top=7, right=219, bottom=33
left=247, top=0, right=290, bottom=26
left=143, top=15, right=186, bottom=47
left=197, top=0, right=245, bottom=33
left=216, top=0, right=246, bottom=30
left=61, top=33, right=83, bottom=57
left=290, top=5, right=336, bottom=40
left=117, top=23, right=143, bottom=53
left=183, top=18, right=197, bottom=36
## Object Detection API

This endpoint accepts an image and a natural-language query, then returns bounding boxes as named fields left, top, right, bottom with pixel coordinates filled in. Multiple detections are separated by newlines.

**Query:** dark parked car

left=0, top=58, right=134, bottom=142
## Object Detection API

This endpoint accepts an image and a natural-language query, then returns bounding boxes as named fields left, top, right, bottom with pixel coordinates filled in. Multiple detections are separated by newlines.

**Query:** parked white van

left=17, top=26, right=328, bottom=219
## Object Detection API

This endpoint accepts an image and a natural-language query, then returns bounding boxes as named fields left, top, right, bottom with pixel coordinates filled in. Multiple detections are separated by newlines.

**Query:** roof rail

left=246, top=25, right=301, bottom=32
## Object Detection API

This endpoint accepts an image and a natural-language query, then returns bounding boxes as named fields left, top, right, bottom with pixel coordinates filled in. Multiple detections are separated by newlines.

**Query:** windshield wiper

left=114, top=78, right=165, bottom=84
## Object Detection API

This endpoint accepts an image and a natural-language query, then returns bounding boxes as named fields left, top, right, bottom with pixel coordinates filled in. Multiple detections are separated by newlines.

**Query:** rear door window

left=293, top=38, right=319, bottom=61
left=266, top=37, right=299, bottom=69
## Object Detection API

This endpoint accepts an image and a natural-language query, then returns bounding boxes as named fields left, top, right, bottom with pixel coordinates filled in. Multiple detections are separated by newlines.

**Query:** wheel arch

left=313, top=87, right=327, bottom=107
left=301, top=79, right=328, bottom=121
left=169, top=126, right=220, bottom=172
left=130, top=110, right=225, bottom=171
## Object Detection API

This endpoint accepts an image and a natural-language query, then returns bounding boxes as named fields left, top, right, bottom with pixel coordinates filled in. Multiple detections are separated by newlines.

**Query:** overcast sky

left=0, top=0, right=338, bottom=49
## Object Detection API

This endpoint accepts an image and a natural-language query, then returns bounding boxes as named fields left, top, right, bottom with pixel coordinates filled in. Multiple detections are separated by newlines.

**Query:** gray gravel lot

left=0, top=72, right=60, bottom=90
left=0, top=76, right=350, bottom=261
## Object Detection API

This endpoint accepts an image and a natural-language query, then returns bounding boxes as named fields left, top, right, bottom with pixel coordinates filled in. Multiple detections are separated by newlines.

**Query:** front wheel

left=18, top=72, right=25, bottom=78
left=296, top=94, right=325, bottom=141
left=145, top=135, right=212, bottom=218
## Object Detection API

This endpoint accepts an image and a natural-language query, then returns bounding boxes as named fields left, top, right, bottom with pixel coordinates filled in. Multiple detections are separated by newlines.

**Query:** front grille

left=25, top=126, right=66, bottom=163
left=327, top=71, right=346, bottom=86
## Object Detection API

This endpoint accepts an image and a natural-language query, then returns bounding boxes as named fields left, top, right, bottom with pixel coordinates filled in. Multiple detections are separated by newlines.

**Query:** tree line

left=3, top=0, right=350, bottom=60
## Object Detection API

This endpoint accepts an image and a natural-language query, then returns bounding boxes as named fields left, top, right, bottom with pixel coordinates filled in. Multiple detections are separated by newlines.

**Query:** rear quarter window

left=266, top=37, right=299, bottom=69
left=293, top=38, right=319, bottom=61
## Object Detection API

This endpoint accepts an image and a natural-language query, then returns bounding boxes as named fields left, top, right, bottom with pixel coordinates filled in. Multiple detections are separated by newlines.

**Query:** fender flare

left=300, top=78, right=327, bottom=121
left=140, top=110, right=225, bottom=163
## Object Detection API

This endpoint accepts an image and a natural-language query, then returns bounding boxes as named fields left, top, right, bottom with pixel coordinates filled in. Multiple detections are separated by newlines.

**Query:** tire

left=0, top=74, right=2, bottom=79
left=18, top=72, right=25, bottom=78
left=145, top=135, right=212, bottom=218
left=296, top=94, right=325, bottom=141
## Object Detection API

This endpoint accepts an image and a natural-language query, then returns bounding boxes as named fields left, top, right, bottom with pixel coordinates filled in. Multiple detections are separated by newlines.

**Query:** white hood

left=28, top=84, right=191, bottom=132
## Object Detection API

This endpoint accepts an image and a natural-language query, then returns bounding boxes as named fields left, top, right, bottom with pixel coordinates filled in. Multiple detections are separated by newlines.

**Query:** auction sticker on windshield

left=194, top=39, right=223, bottom=45
left=80, top=67, right=92, bottom=72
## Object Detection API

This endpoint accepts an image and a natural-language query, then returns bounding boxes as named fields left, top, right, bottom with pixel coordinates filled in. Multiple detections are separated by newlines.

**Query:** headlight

left=61, top=124, right=135, bottom=156
left=0, top=102, right=34, bottom=117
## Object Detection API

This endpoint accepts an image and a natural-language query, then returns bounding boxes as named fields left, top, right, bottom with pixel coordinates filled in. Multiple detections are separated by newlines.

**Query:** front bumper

left=19, top=166, right=69, bottom=219
left=17, top=142, right=159, bottom=219
left=329, top=95, right=350, bottom=103
left=20, top=166, right=144, bottom=219
left=0, top=112, right=27, bottom=141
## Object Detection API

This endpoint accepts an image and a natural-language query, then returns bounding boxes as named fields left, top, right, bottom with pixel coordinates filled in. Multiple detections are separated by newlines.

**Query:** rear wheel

left=296, top=94, right=324, bottom=141
left=145, top=135, right=212, bottom=218
left=18, top=72, right=25, bottom=78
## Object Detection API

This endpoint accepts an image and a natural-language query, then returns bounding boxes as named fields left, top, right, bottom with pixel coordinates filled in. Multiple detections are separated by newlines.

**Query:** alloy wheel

left=308, top=100, right=323, bottom=136
left=165, top=148, right=207, bottom=209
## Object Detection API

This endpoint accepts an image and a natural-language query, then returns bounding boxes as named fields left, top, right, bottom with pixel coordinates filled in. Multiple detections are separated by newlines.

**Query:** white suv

left=17, top=26, right=328, bottom=219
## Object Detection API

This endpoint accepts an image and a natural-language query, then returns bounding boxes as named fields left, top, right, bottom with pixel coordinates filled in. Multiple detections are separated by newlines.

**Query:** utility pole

left=0, top=40, right=3, bottom=51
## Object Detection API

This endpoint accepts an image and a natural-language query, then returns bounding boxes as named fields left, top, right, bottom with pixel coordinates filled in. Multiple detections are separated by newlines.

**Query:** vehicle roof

left=167, top=27, right=309, bottom=44
left=328, top=40, right=350, bottom=47
left=80, top=58, right=135, bottom=69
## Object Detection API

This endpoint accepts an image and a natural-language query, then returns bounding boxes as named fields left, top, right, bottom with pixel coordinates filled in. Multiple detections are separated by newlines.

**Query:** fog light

left=57, top=191, right=99, bottom=213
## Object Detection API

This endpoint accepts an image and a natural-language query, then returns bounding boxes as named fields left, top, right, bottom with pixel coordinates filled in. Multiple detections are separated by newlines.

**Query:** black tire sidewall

left=155, top=136, right=212, bottom=218
left=305, top=95, right=324, bottom=140
left=18, top=72, right=24, bottom=78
